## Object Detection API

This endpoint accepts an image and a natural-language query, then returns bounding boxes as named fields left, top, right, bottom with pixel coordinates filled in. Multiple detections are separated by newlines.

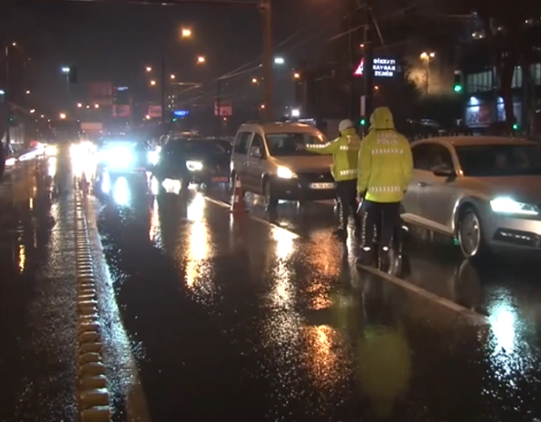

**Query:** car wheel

left=458, top=207, right=487, bottom=259
left=264, top=179, right=278, bottom=209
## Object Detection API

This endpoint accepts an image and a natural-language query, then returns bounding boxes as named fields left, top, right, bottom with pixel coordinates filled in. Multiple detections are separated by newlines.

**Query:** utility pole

left=4, top=44, right=10, bottom=149
left=261, top=0, right=273, bottom=122
left=362, top=0, right=374, bottom=122
left=161, top=52, right=166, bottom=125
left=216, top=78, right=221, bottom=135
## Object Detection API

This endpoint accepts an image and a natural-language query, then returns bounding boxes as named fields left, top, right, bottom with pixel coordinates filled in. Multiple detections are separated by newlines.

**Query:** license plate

left=212, top=177, right=229, bottom=182
left=309, top=182, right=334, bottom=189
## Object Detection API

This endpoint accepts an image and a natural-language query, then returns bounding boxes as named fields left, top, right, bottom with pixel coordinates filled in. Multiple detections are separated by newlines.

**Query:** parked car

left=401, top=136, right=541, bottom=258
left=230, top=122, right=334, bottom=208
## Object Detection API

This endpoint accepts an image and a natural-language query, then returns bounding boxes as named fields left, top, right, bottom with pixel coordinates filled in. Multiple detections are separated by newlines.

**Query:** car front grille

left=297, top=171, right=334, bottom=183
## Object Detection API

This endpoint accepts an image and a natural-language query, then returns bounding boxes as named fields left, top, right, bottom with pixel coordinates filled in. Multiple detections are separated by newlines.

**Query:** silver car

left=401, top=136, right=541, bottom=258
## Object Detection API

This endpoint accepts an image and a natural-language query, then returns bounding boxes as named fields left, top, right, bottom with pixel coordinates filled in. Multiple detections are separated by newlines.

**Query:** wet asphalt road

left=2, top=155, right=541, bottom=421
left=95, top=176, right=541, bottom=422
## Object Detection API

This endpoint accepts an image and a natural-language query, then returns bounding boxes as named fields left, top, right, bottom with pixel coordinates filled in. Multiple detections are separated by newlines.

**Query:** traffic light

left=8, top=112, right=16, bottom=127
left=512, top=123, right=520, bottom=130
left=69, top=66, right=78, bottom=84
left=453, top=71, right=462, bottom=93
left=359, top=118, right=366, bottom=126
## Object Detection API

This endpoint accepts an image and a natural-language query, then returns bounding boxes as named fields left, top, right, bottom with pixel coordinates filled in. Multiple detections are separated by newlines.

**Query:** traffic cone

left=230, top=175, right=247, bottom=215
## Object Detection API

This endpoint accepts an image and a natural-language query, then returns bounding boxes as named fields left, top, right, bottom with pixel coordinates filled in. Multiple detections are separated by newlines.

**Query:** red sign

left=147, top=105, right=162, bottom=118
left=89, top=82, right=113, bottom=106
left=354, top=59, right=364, bottom=76
left=112, top=105, right=131, bottom=117
left=214, top=101, right=232, bottom=116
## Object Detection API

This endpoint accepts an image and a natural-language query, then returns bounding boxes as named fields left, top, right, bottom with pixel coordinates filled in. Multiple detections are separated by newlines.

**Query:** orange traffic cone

left=230, top=175, right=247, bottom=215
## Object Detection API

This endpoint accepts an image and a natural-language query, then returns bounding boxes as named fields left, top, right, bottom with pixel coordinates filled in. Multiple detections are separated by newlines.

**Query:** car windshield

left=171, top=140, right=228, bottom=154
left=265, top=133, right=327, bottom=156
left=456, top=144, right=541, bottom=176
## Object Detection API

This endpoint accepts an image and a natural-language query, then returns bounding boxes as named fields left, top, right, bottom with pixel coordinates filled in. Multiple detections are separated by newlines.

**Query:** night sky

left=2, top=0, right=343, bottom=114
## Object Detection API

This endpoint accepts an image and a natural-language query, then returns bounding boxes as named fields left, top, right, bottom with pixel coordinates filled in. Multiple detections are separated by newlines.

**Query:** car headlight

left=45, top=145, right=57, bottom=156
left=490, top=197, right=539, bottom=215
left=148, top=151, right=159, bottom=165
left=186, top=160, right=203, bottom=171
left=276, top=166, right=295, bottom=179
left=107, top=149, right=133, bottom=168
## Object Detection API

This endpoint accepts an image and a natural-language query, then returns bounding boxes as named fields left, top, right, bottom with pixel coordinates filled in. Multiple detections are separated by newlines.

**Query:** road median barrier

left=73, top=188, right=113, bottom=422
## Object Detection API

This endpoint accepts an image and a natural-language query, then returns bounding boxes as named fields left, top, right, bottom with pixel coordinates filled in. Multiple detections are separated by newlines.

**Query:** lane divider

left=74, top=190, right=113, bottom=422
left=358, top=264, right=489, bottom=326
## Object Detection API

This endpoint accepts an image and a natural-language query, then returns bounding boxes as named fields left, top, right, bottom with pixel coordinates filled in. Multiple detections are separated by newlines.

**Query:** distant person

left=357, top=107, right=413, bottom=268
left=300, top=119, right=361, bottom=240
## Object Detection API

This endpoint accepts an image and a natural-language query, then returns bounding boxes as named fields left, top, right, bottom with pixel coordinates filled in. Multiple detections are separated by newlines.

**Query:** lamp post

left=420, top=52, right=435, bottom=95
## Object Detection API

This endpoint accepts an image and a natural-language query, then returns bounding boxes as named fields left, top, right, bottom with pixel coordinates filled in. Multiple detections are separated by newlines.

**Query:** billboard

left=147, top=105, right=162, bottom=118
left=214, top=101, right=232, bottom=116
left=354, top=58, right=396, bottom=77
left=89, top=82, right=113, bottom=106
left=112, top=105, right=131, bottom=117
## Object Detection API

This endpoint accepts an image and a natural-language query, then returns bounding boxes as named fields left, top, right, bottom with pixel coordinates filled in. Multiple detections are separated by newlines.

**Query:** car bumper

left=273, top=177, right=336, bottom=201
left=187, top=171, right=230, bottom=185
left=484, top=214, right=541, bottom=251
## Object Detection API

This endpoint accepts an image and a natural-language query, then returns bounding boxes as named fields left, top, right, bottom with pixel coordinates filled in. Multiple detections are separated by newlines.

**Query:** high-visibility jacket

left=357, top=107, right=413, bottom=203
left=306, top=127, right=361, bottom=181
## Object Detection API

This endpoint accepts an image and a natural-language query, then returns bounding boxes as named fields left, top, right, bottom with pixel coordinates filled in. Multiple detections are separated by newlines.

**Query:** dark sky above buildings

left=2, top=0, right=345, bottom=112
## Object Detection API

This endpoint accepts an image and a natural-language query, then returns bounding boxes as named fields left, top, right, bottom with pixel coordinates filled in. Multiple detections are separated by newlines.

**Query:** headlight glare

left=186, top=160, right=203, bottom=171
left=490, top=197, right=538, bottom=215
left=276, top=166, right=295, bottom=179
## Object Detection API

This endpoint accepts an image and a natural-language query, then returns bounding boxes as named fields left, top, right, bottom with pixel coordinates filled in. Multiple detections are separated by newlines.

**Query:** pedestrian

left=301, top=119, right=361, bottom=240
left=357, top=107, right=413, bottom=268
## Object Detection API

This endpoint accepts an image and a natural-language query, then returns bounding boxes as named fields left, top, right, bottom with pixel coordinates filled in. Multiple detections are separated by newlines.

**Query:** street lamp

left=420, top=52, right=435, bottom=95
left=274, top=57, right=284, bottom=65
left=170, top=74, right=176, bottom=79
left=145, top=66, right=152, bottom=72
left=197, top=56, right=206, bottom=64
left=150, top=80, right=157, bottom=86
left=77, top=103, right=82, bottom=108
left=59, top=113, right=66, bottom=119
left=181, top=28, right=192, bottom=38
left=25, top=90, right=30, bottom=94
left=30, top=109, right=35, bottom=113
left=293, top=72, right=300, bottom=79
left=94, top=104, right=99, bottom=109
left=251, top=78, right=258, bottom=84
left=61, top=67, right=70, bottom=74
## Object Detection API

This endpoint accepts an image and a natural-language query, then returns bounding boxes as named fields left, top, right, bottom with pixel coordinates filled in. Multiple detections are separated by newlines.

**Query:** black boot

left=379, top=246, right=391, bottom=272
left=357, top=246, right=375, bottom=266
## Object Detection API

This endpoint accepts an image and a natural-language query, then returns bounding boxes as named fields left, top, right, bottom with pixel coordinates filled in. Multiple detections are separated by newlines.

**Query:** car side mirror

left=251, top=146, right=263, bottom=159
left=432, top=164, right=455, bottom=178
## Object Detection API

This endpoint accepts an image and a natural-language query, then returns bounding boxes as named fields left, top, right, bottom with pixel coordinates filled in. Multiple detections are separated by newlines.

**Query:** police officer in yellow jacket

left=302, top=119, right=361, bottom=240
left=357, top=107, right=413, bottom=266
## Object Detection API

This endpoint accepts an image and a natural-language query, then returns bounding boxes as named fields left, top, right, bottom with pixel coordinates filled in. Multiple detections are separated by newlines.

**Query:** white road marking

left=358, top=264, right=489, bottom=325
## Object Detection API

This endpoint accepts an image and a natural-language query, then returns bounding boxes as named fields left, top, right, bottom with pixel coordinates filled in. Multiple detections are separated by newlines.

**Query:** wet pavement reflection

left=95, top=180, right=541, bottom=422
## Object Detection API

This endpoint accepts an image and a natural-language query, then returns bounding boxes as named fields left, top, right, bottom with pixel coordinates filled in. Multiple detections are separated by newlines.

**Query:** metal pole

left=5, top=45, right=10, bottom=149
left=425, top=62, right=429, bottom=95
left=261, top=0, right=273, bottom=122
left=363, top=0, right=374, bottom=121
left=216, top=78, right=221, bottom=135
left=161, top=52, right=166, bottom=125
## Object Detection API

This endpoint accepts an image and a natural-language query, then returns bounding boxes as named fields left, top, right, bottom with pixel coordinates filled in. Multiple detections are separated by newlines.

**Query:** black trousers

left=360, top=200, right=401, bottom=250
left=335, top=179, right=360, bottom=230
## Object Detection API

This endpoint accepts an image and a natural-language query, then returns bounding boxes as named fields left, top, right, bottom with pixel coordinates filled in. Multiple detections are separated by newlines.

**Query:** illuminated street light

left=30, top=109, right=35, bottom=113
left=25, top=90, right=30, bottom=94
left=61, top=67, right=70, bottom=74
left=274, top=57, right=284, bottom=65
left=170, top=74, right=176, bottom=79
left=94, top=104, right=99, bottom=109
left=59, top=113, right=66, bottom=119
left=197, top=56, right=206, bottom=64
left=0, top=90, right=4, bottom=95
left=420, top=51, right=435, bottom=60
left=260, top=104, right=265, bottom=109
left=293, top=72, right=300, bottom=79
left=77, top=103, right=82, bottom=108
left=181, top=28, right=192, bottom=38
left=150, top=80, right=157, bottom=86
left=145, top=66, right=152, bottom=72
left=251, top=78, right=258, bottom=84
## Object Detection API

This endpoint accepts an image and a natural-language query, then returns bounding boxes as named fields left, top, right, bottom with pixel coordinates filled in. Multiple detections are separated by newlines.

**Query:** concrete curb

left=73, top=190, right=113, bottom=422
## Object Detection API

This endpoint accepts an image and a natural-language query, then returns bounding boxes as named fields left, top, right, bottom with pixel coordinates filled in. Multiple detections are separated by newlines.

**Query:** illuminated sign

left=173, top=110, right=189, bottom=117
left=354, top=58, right=396, bottom=77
